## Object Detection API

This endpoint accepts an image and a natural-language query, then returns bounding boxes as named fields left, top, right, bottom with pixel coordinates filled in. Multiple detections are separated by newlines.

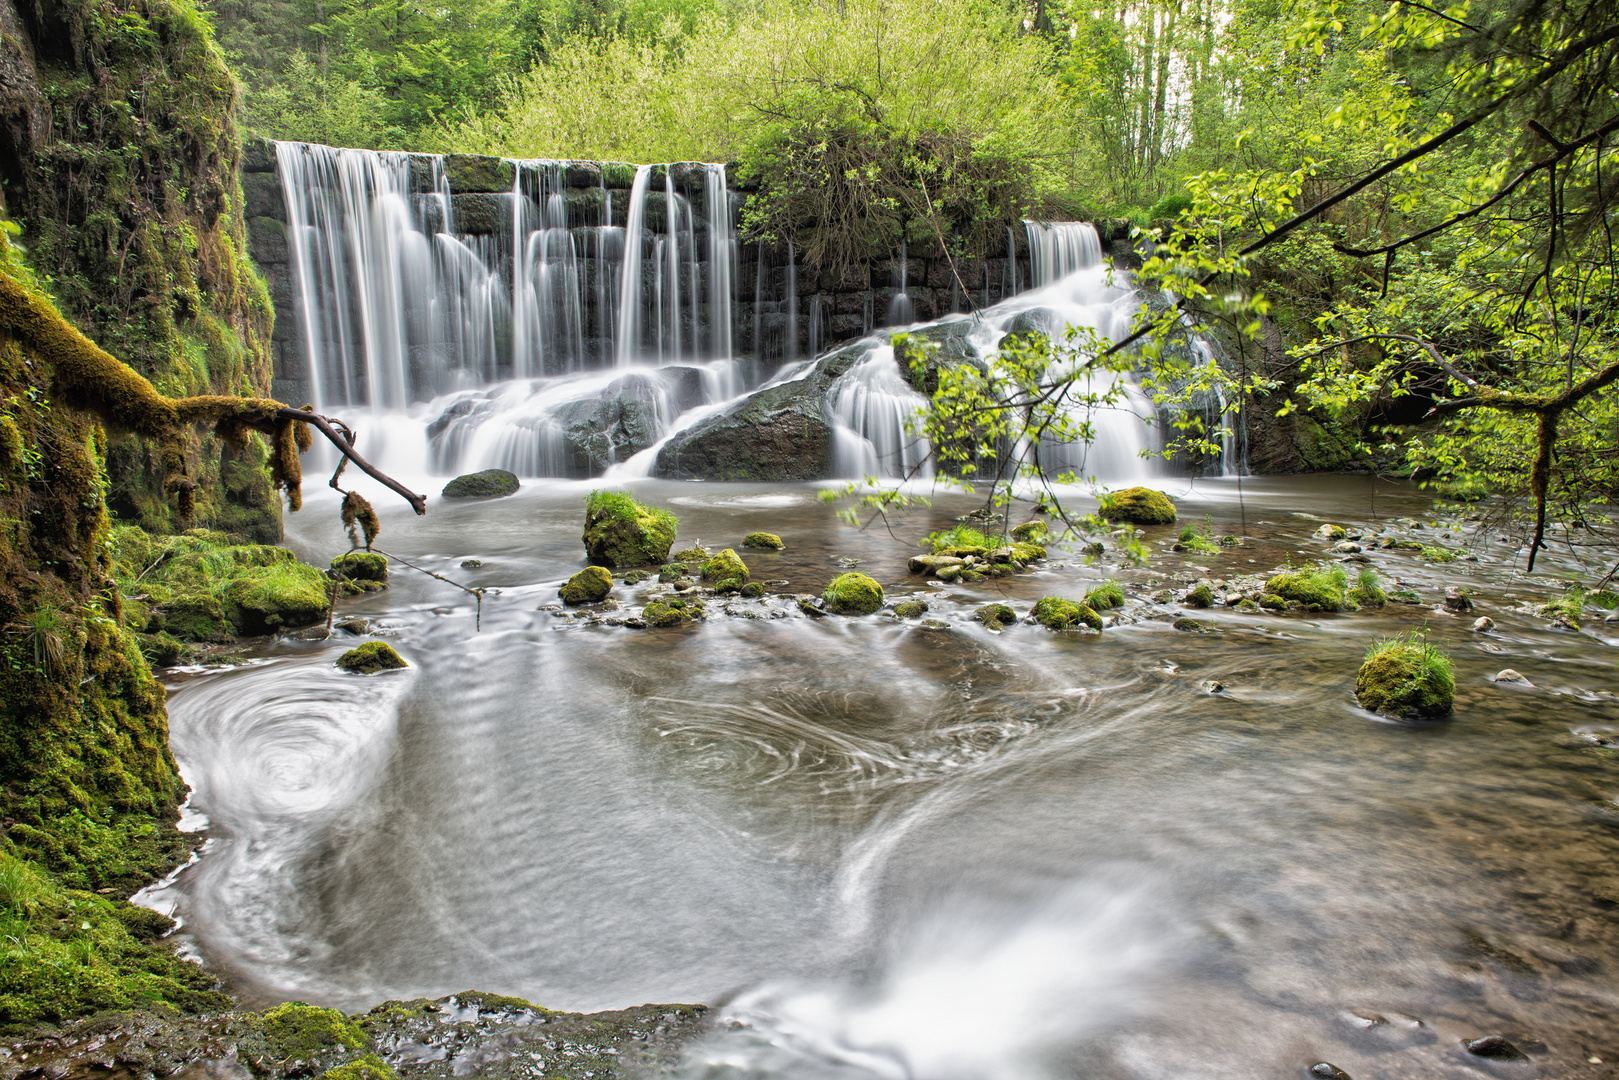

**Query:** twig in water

left=368, top=546, right=487, bottom=630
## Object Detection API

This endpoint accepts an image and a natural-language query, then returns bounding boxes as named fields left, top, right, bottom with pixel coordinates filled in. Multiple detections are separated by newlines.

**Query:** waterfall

left=884, top=240, right=914, bottom=326
left=275, top=143, right=741, bottom=405
left=1024, top=221, right=1104, bottom=286
left=828, top=346, right=933, bottom=478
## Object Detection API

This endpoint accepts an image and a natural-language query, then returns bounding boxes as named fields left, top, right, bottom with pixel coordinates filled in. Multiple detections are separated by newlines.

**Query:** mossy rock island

left=559, top=566, right=614, bottom=605
left=582, top=490, right=678, bottom=567
left=332, top=552, right=389, bottom=584
left=442, top=469, right=521, bottom=499
left=822, top=573, right=883, bottom=615
left=1265, top=564, right=1348, bottom=612
left=1032, top=597, right=1103, bottom=631
left=643, top=597, right=703, bottom=627
left=1098, top=487, right=1177, bottom=525
left=337, top=642, right=408, bottom=675
left=700, top=549, right=750, bottom=593
left=1356, top=634, right=1455, bottom=719
left=742, top=532, right=785, bottom=550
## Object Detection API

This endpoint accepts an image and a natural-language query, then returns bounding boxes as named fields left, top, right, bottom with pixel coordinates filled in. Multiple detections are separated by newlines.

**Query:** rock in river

left=442, top=469, right=520, bottom=499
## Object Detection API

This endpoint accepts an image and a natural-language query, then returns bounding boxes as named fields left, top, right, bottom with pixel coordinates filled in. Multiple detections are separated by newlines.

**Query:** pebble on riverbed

left=1309, top=1064, right=1352, bottom=1080
left=1472, top=616, right=1495, bottom=632
left=1464, top=1035, right=1528, bottom=1061
left=1492, top=669, right=1532, bottom=685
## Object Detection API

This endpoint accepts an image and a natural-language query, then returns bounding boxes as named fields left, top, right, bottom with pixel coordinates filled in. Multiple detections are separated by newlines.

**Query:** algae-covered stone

left=893, top=598, right=929, bottom=619
left=908, top=554, right=965, bottom=576
left=739, top=582, right=766, bottom=598
left=559, top=566, right=614, bottom=605
left=700, top=548, right=750, bottom=593
left=643, top=597, right=702, bottom=627
left=1173, top=617, right=1212, bottom=632
left=1315, top=524, right=1348, bottom=541
left=336, top=641, right=407, bottom=674
left=1265, top=565, right=1348, bottom=612
left=583, top=490, right=678, bottom=567
left=975, top=603, right=1017, bottom=629
left=1098, top=486, right=1177, bottom=525
left=164, top=592, right=236, bottom=641
left=822, top=573, right=883, bottom=615
left=254, top=1001, right=370, bottom=1073
left=225, top=561, right=331, bottom=634
left=317, top=1054, right=398, bottom=1080
left=332, top=552, right=388, bottom=582
left=1355, top=634, right=1454, bottom=718
left=742, top=532, right=785, bottom=550
left=1084, top=580, right=1125, bottom=610
left=442, top=469, right=520, bottom=499
left=1032, top=597, right=1103, bottom=631
left=1011, top=520, right=1049, bottom=543
left=1183, top=584, right=1216, bottom=608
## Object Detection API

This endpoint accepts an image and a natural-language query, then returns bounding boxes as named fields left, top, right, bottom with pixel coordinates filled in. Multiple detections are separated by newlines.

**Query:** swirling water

left=154, top=476, right=1619, bottom=1078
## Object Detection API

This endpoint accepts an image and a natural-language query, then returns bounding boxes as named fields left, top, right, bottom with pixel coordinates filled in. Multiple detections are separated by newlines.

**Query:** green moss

left=822, top=573, right=883, bottom=615
left=1316, top=524, right=1348, bottom=541
left=1097, top=487, right=1176, bottom=525
left=1589, top=590, right=1619, bottom=609
left=332, top=552, right=388, bottom=583
left=739, top=582, right=765, bottom=599
left=700, top=548, right=750, bottom=593
left=1259, top=593, right=1287, bottom=610
left=1264, top=563, right=1349, bottom=612
left=1174, top=521, right=1220, bottom=554
left=1347, top=568, right=1386, bottom=609
left=1539, top=589, right=1584, bottom=626
left=1083, top=580, right=1124, bottom=610
left=336, top=641, right=407, bottom=675
left=1010, top=520, right=1049, bottom=543
left=257, top=1002, right=371, bottom=1071
left=582, top=490, right=677, bottom=567
left=223, top=561, right=330, bottom=634
left=642, top=597, right=702, bottom=627
left=669, top=546, right=711, bottom=565
left=1356, top=632, right=1455, bottom=718
left=1420, top=545, right=1457, bottom=563
left=317, top=1054, right=398, bottom=1080
left=928, top=525, right=995, bottom=553
left=1389, top=589, right=1424, bottom=604
left=893, top=598, right=929, bottom=618
left=1001, top=541, right=1047, bottom=565
left=1173, top=617, right=1213, bottom=632
left=559, top=566, right=614, bottom=605
left=441, top=469, right=520, bottom=499
left=1235, top=598, right=1261, bottom=612
left=1184, top=584, right=1216, bottom=608
left=1031, top=597, right=1102, bottom=631
left=974, top=603, right=1017, bottom=629
left=742, top=532, right=785, bottom=550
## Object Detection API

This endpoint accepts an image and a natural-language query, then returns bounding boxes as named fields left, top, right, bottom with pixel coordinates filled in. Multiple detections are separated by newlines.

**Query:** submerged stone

left=1464, top=1036, right=1527, bottom=1061
left=336, top=641, right=407, bottom=675
left=442, top=468, right=520, bottom=499
left=893, top=598, right=929, bottom=619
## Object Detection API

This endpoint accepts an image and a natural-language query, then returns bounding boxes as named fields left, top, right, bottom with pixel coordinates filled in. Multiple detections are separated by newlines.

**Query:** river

left=149, top=475, right=1619, bottom=1079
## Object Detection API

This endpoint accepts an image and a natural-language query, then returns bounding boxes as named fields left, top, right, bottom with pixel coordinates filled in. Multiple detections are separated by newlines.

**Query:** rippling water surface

left=154, top=476, right=1619, bottom=1079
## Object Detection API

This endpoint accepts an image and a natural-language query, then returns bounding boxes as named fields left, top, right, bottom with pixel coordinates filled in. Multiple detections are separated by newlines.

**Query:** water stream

left=152, top=476, right=1619, bottom=1078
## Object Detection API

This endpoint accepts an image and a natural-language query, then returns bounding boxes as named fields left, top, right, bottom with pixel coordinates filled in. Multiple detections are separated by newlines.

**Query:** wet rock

left=1183, top=584, right=1216, bottom=608
left=1032, top=597, right=1102, bottom=631
left=1316, top=524, right=1348, bottom=540
left=741, top=532, right=785, bottom=550
left=823, top=573, right=883, bottom=615
left=1443, top=586, right=1474, bottom=613
left=1151, top=589, right=1174, bottom=604
left=739, top=582, right=765, bottom=599
left=442, top=469, right=520, bottom=499
left=1550, top=611, right=1579, bottom=631
left=1333, top=540, right=1362, bottom=554
left=893, top=598, right=929, bottom=619
left=1309, top=1064, right=1352, bottom=1079
left=1097, top=486, right=1177, bottom=525
left=336, top=642, right=407, bottom=674
left=797, top=595, right=828, bottom=617
left=699, top=548, right=750, bottom=593
left=653, top=345, right=863, bottom=480
left=643, top=597, right=702, bottom=627
left=909, top=554, right=965, bottom=576
left=1011, top=520, right=1049, bottom=543
left=335, top=617, right=369, bottom=636
left=1492, top=668, right=1532, bottom=685
left=583, top=492, right=677, bottom=567
left=332, top=552, right=388, bottom=583
left=1172, top=617, right=1212, bottom=632
left=1464, top=1036, right=1528, bottom=1061
left=974, top=603, right=1017, bottom=630
left=1472, top=616, right=1495, bottom=632
left=1081, top=541, right=1105, bottom=557
left=1223, top=592, right=1245, bottom=606
left=559, top=566, right=613, bottom=605
left=461, top=559, right=483, bottom=568
left=1200, top=679, right=1225, bottom=693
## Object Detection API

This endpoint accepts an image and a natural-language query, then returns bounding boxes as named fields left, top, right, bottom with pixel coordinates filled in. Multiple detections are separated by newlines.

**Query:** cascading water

left=1024, top=221, right=1103, bottom=287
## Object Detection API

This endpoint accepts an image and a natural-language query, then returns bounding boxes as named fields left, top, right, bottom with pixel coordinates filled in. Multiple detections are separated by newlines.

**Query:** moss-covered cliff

left=0, top=0, right=280, bottom=540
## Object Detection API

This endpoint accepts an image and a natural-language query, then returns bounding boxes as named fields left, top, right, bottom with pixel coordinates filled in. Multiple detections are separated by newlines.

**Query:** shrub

left=1355, top=632, right=1455, bottom=718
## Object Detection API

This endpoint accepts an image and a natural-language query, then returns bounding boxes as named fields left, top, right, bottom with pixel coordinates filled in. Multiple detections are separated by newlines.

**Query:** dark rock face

left=451, top=192, right=508, bottom=235
left=557, top=369, right=702, bottom=474
left=1464, top=1036, right=1528, bottom=1061
left=442, top=469, right=521, bottom=498
left=654, top=346, right=865, bottom=480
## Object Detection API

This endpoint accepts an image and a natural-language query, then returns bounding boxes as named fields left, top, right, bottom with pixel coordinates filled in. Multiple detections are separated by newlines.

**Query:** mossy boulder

left=1098, top=487, right=1176, bottom=525
left=1173, top=617, right=1212, bottom=632
left=224, top=561, right=332, bottom=635
left=582, top=490, right=677, bottom=567
left=317, top=1054, right=398, bottom=1080
left=1011, top=520, right=1049, bottom=543
left=822, top=573, right=883, bottom=615
left=742, top=532, right=785, bottom=550
left=442, top=469, right=520, bottom=499
left=1032, top=597, right=1103, bottom=631
left=1184, top=584, right=1216, bottom=608
left=163, top=592, right=235, bottom=642
left=642, top=597, right=702, bottom=627
left=336, top=642, right=407, bottom=675
left=1264, top=566, right=1348, bottom=612
left=1083, top=581, right=1125, bottom=610
left=700, top=548, right=750, bottom=593
left=893, top=598, right=929, bottom=619
left=332, top=552, right=388, bottom=582
left=975, top=603, right=1017, bottom=629
left=1356, top=636, right=1455, bottom=719
left=739, top=582, right=766, bottom=598
left=559, top=566, right=614, bottom=605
